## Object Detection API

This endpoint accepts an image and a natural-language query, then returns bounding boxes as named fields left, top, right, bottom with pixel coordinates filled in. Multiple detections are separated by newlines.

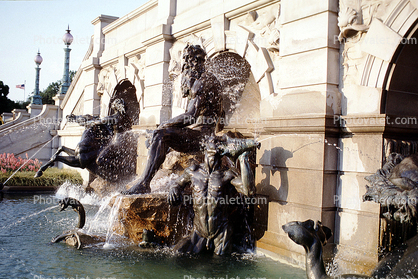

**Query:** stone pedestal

left=26, top=104, right=43, bottom=118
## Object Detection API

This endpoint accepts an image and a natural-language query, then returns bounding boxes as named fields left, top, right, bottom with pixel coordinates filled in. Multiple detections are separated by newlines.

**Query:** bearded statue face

left=180, top=45, right=206, bottom=98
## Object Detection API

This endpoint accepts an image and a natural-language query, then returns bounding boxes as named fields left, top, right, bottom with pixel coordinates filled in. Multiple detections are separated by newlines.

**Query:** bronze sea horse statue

left=35, top=92, right=138, bottom=183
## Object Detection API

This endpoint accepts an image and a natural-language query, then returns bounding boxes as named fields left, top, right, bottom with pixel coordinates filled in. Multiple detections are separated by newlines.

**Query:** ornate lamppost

left=58, top=25, right=73, bottom=95
left=31, top=51, right=43, bottom=105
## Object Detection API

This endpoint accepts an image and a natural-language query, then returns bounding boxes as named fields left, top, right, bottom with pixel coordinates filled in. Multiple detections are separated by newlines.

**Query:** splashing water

left=257, top=134, right=383, bottom=165
left=150, top=173, right=179, bottom=193
left=2, top=135, right=57, bottom=186
left=86, top=194, right=117, bottom=234
left=54, top=182, right=125, bottom=238
left=55, top=181, right=102, bottom=206
left=104, top=195, right=124, bottom=248
left=258, top=135, right=280, bottom=143
left=0, top=192, right=307, bottom=279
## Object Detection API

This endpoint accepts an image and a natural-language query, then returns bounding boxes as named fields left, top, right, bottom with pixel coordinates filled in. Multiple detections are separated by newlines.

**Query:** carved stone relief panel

left=339, top=0, right=393, bottom=86
left=238, top=4, right=280, bottom=52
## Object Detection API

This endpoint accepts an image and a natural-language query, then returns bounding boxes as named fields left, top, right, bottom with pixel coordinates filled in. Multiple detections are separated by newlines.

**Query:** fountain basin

left=109, top=193, right=193, bottom=245
left=0, top=193, right=306, bottom=278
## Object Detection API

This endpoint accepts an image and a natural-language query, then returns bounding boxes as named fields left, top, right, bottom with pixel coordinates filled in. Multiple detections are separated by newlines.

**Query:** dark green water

left=0, top=194, right=306, bottom=279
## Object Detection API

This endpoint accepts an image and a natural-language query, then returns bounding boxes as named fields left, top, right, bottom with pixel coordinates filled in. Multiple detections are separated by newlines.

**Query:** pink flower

left=0, top=153, right=43, bottom=172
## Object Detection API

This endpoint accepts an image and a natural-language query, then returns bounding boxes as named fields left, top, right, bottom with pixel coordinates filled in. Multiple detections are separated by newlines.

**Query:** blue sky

left=0, top=0, right=148, bottom=102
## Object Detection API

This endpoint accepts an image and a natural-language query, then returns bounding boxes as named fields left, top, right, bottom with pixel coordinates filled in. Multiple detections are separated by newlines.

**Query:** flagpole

left=24, top=80, right=26, bottom=102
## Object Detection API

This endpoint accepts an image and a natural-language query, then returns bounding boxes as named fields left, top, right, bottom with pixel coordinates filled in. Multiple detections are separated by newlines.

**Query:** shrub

left=0, top=168, right=83, bottom=187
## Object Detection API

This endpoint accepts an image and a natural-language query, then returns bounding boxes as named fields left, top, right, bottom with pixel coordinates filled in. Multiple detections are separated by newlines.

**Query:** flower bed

left=0, top=153, right=83, bottom=186
left=0, top=153, right=42, bottom=173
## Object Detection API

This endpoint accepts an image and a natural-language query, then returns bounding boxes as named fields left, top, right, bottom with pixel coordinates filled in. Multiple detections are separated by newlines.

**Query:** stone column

left=83, top=15, right=118, bottom=116
left=140, top=38, right=172, bottom=127
left=255, top=0, right=342, bottom=267
left=136, top=0, right=175, bottom=174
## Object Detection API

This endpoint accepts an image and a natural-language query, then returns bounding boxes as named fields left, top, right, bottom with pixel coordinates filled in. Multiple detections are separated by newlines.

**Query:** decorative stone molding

left=338, top=0, right=369, bottom=41
left=167, top=40, right=187, bottom=111
left=97, top=68, right=110, bottom=97
left=237, top=6, right=280, bottom=51
left=71, top=92, right=85, bottom=116
left=129, top=54, right=146, bottom=110
left=97, top=62, right=139, bottom=115
left=339, top=0, right=418, bottom=92
left=168, top=41, right=186, bottom=78
left=360, top=19, right=403, bottom=62
left=210, top=14, right=229, bottom=53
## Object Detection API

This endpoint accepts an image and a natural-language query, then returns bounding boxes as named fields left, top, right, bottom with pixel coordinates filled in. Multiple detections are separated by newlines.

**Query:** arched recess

left=203, top=25, right=274, bottom=101
left=108, top=79, right=139, bottom=126
left=207, top=51, right=261, bottom=127
left=98, top=55, right=144, bottom=122
left=169, top=25, right=269, bottom=126
left=358, top=0, right=418, bottom=113
left=377, top=19, right=418, bottom=254
left=382, top=20, right=418, bottom=115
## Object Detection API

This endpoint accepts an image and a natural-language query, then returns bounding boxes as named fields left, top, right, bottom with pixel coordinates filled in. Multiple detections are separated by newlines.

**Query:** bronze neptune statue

left=123, top=45, right=224, bottom=194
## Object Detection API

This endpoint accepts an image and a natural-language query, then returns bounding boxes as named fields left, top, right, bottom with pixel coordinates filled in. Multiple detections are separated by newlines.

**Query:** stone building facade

left=3, top=0, right=418, bottom=274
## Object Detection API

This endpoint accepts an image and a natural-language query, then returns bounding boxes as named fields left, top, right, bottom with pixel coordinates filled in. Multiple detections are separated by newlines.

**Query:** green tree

left=0, top=80, right=24, bottom=115
left=0, top=80, right=10, bottom=98
left=39, top=70, right=76, bottom=104
left=40, top=81, right=61, bottom=104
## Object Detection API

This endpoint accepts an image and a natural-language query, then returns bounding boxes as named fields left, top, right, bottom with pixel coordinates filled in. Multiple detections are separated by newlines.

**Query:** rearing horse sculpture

left=35, top=94, right=138, bottom=183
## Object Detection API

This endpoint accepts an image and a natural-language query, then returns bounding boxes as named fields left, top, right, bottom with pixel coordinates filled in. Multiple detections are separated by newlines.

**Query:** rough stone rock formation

left=109, top=194, right=193, bottom=245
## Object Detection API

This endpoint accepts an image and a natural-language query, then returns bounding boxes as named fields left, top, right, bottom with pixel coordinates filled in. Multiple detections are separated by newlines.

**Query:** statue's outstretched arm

left=168, top=166, right=193, bottom=205
left=231, top=151, right=255, bottom=196
left=158, top=95, right=202, bottom=129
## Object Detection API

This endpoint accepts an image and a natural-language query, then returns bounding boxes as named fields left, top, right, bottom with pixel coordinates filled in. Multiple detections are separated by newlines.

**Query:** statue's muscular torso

left=184, top=165, right=234, bottom=239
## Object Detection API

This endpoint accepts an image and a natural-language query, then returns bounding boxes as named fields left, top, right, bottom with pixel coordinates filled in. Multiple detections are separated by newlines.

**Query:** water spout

left=0, top=204, right=59, bottom=232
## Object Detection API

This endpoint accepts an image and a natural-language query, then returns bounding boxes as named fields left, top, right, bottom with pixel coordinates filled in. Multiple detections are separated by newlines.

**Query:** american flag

left=16, top=84, right=25, bottom=89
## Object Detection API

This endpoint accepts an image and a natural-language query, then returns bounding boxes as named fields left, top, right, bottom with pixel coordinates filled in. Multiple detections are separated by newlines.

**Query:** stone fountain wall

left=51, top=0, right=418, bottom=275
left=0, top=105, right=60, bottom=167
